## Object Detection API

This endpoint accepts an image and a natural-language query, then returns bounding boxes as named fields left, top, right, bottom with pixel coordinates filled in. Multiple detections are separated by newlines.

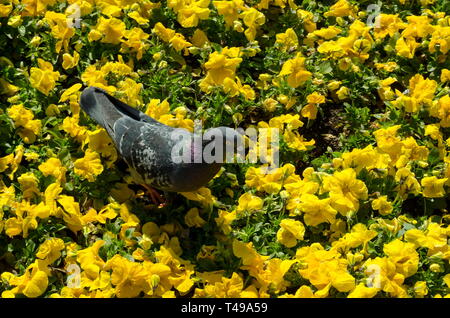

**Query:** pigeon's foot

left=142, top=184, right=166, bottom=208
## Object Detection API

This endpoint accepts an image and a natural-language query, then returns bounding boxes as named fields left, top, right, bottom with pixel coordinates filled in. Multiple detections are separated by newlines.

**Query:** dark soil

left=299, top=103, right=344, bottom=170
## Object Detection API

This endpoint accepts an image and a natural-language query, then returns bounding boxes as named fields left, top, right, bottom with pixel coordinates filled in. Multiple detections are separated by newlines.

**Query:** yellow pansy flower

left=215, top=210, right=236, bottom=234
left=7, top=104, right=42, bottom=144
left=96, top=203, right=119, bottom=224
left=276, top=218, right=305, bottom=248
left=105, top=254, right=149, bottom=298
left=0, top=1, right=13, bottom=17
left=441, top=69, right=450, bottom=82
left=331, top=223, right=377, bottom=253
left=336, top=86, right=350, bottom=100
left=429, top=25, right=450, bottom=54
left=38, top=157, right=66, bottom=183
left=200, top=47, right=242, bottom=92
left=191, top=29, right=209, bottom=47
left=383, top=239, right=419, bottom=278
left=92, top=17, right=126, bottom=44
left=373, top=14, right=405, bottom=39
left=4, top=204, right=38, bottom=238
left=240, top=8, right=265, bottom=41
left=279, top=53, right=311, bottom=88
left=371, top=196, right=393, bottom=215
left=298, top=194, right=337, bottom=226
left=0, top=78, right=19, bottom=96
left=324, top=0, right=356, bottom=18
left=301, top=104, right=318, bottom=120
left=17, top=172, right=40, bottom=200
left=184, top=208, right=206, bottom=227
left=421, top=176, right=448, bottom=198
left=36, top=238, right=65, bottom=264
left=436, top=95, right=450, bottom=127
left=127, top=10, right=149, bottom=25
left=296, top=243, right=355, bottom=296
left=395, top=36, right=419, bottom=59
left=44, top=182, right=63, bottom=216
left=275, top=28, right=298, bottom=51
left=347, top=283, right=378, bottom=298
left=313, top=26, right=342, bottom=40
left=4, top=262, right=49, bottom=298
left=236, top=192, right=264, bottom=214
left=62, top=51, right=80, bottom=70
left=168, top=0, right=210, bottom=28
left=322, top=168, right=368, bottom=216
left=86, top=129, right=118, bottom=167
left=73, top=149, right=104, bottom=182
left=414, top=281, right=428, bottom=298
left=121, top=28, right=150, bottom=60
left=43, top=11, right=75, bottom=52
left=152, top=22, right=176, bottom=42
left=57, top=195, right=97, bottom=232
left=180, top=187, right=216, bottom=206
left=29, top=58, right=60, bottom=95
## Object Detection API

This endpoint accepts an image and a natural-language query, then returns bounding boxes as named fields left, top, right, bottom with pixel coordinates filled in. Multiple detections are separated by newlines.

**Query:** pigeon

left=79, top=86, right=243, bottom=194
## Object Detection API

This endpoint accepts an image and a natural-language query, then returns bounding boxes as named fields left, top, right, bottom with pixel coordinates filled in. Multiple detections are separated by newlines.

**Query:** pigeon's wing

left=97, top=89, right=165, bottom=127
left=113, top=118, right=219, bottom=192
left=112, top=116, right=177, bottom=190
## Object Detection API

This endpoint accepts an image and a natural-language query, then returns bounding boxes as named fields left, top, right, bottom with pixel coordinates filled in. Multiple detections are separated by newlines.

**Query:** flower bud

left=336, top=17, right=346, bottom=26
left=8, top=15, right=22, bottom=27
left=332, top=158, right=343, bottom=169
left=262, top=98, right=278, bottom=112
left=233, top=20, right=244, bottom=32
left=338, top=57, right=351, bottom=71
left=224, top=105, right=233, bottom=114
left=417, top=161, right=429, bottom=168
left=232, top=113, right=243, bottom=124
left=430, top=263, right=442, bottom=272
left=30, top=36, right=42, bottom=46
left=150, top=274, right=160, bottom=289
left=279, top=190, right=289, bottom=199
left=277, top=94, right=289, bottom=105
left=259, top=73, right=271, bottom=82
left=46, top=104, right=60, bottom=116
left=187, top=46, right=200, bottom=55
left=327, top=80, right=341, bottom=91
left=7, top=95, right=20, bottom=104
left=312, top=78, right=324, bottom=85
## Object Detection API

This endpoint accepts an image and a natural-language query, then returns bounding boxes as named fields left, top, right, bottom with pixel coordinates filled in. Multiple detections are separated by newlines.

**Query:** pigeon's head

left=202, top=127, right=246, bottom=163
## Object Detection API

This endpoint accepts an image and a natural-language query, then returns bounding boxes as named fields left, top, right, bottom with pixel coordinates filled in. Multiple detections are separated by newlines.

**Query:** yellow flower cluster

left=199, top=46, right=255, bottom=100
left=7, top=104, right=41, bottom=143
left=153, top=22, right=192, bottom=53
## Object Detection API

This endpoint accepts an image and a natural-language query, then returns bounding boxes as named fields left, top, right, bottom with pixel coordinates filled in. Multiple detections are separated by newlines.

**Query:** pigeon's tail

left=80, top=86, right=143, bottom=135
